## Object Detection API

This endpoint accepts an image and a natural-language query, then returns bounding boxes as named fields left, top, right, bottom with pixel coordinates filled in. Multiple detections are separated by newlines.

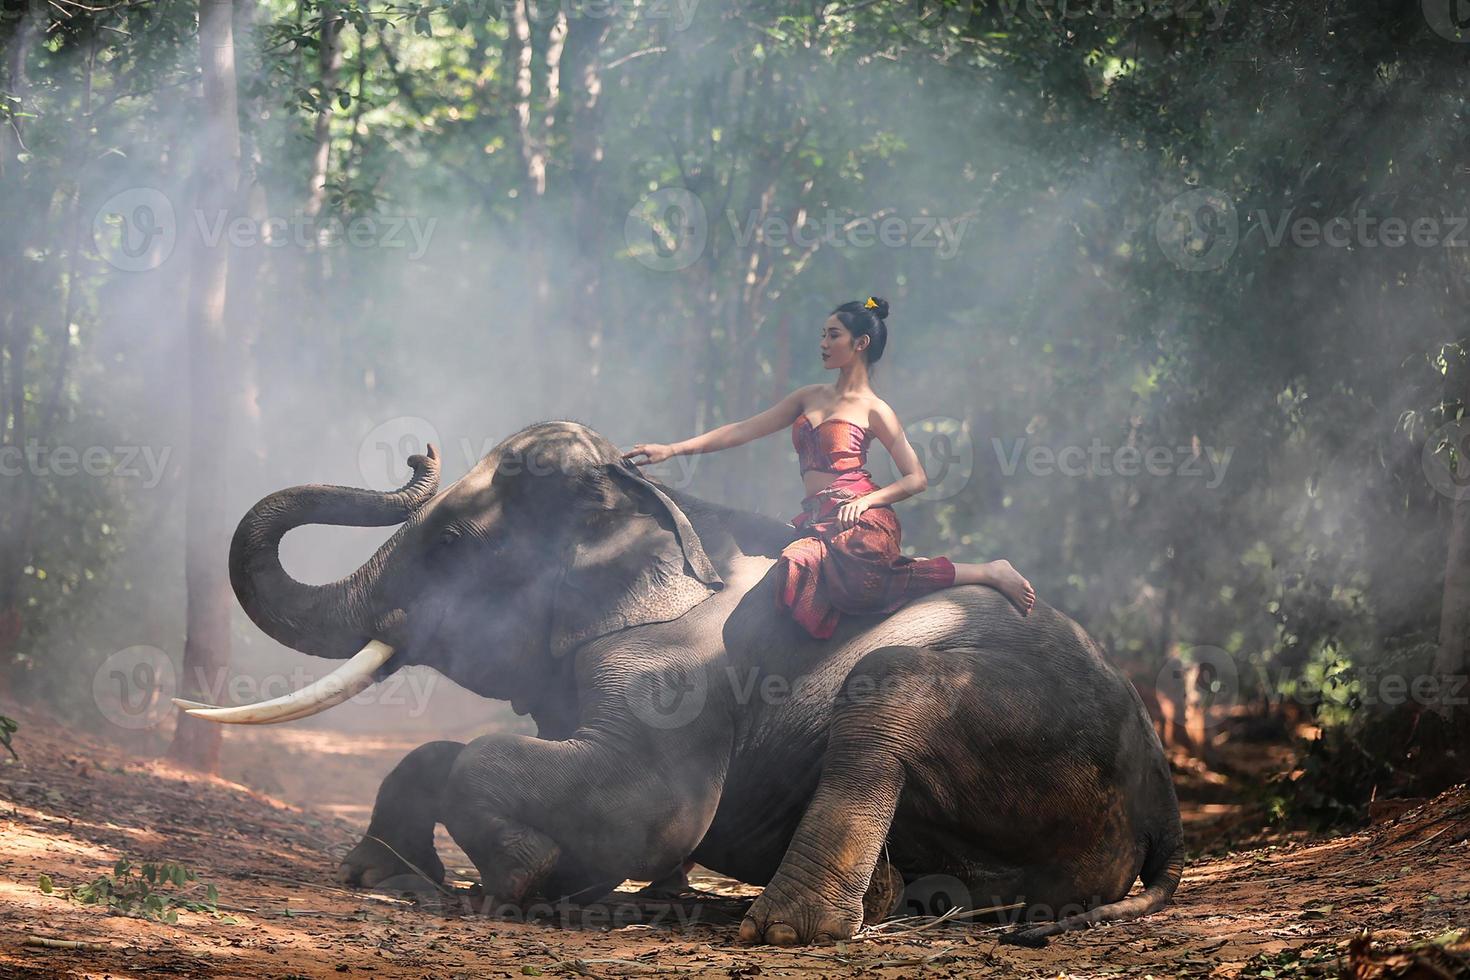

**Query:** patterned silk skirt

left=775, top=469, right=957, bottom=640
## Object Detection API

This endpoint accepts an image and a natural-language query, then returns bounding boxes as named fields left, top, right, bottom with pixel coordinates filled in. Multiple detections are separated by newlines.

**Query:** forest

left=1, top=0, right=1468, bottom=976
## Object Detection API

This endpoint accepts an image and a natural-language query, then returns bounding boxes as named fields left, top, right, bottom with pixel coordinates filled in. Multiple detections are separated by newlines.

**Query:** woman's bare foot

left=954, top=559, right=1036, bottom=616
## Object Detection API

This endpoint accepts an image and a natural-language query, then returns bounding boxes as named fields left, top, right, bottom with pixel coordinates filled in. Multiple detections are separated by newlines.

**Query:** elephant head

left=177, top=421, right=725, bottom=725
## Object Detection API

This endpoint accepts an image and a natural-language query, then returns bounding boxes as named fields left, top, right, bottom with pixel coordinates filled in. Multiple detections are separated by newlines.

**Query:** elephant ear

left=549, top=459, right=723, bottom=659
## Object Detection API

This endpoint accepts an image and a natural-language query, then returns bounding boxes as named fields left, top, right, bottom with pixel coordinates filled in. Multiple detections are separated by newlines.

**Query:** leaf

left=38, top=874, right=53, bottom=894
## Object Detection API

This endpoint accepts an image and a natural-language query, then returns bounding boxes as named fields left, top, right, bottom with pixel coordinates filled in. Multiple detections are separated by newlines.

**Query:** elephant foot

left=638, top=859, right=696, bottom=899
left=336, top=834, right=445, bottom=889
left=739, top=878, right=863, bottom=946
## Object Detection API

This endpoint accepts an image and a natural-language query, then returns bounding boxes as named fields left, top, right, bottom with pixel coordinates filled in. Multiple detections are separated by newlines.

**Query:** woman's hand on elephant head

left=623, top=443, right=676, bottom=466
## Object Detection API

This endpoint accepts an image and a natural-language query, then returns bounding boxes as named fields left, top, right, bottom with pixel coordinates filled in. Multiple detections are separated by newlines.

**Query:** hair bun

left=864, top=296, right=890, bottom=320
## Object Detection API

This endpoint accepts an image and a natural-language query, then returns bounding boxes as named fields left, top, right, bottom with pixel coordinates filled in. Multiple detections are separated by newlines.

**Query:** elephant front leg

left=440, top=732, right=717, bottom=912
left=741, top=648, right=941, bottom=946
left=338, top=740, right=464, bottom=888
left=443, top=808, right=563, bottom=910
left=738, top=763, right=903, bottom=945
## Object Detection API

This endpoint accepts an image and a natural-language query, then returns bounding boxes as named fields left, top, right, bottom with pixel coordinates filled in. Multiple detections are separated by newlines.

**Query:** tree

left=168, top=0, right=241, bottom=773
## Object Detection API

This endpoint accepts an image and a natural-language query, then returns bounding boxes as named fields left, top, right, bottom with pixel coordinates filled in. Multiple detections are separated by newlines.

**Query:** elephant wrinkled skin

left=217, top=420, right=1183, bottom=946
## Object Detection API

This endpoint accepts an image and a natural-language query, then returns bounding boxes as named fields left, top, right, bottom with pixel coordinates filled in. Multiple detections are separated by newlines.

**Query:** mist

left=2, top=0, right=1467, bottom=815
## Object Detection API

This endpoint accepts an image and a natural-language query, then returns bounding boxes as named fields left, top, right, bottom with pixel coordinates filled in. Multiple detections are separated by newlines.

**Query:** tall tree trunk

left=168, top=0, right=241, bottom=773
left=561, top=11, right=610, bottom=404
left=231, top=0, right=268, bottom=469
left=0, top=0, right=41, bottom=658
left=304, top=0, right=343, bottom=220
left=506, top=0, right=565, bottom=414
left=1421, top=250, right=1470, bottom=790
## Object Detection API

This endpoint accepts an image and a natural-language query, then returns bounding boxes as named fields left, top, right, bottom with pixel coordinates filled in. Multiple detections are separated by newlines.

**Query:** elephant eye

left=439, top=527, right=462, bottom=547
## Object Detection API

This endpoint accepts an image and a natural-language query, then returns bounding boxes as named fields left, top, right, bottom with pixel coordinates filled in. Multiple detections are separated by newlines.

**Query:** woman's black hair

left=830, top=296, right=890, bottom=365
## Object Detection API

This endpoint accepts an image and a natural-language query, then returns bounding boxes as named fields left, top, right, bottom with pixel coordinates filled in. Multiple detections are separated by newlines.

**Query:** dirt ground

left=0, top=698, right=1466, bottom=979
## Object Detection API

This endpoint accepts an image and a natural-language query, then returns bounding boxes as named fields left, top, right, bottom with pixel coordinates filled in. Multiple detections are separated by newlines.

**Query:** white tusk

left=170, top=640, right=395, bottom=725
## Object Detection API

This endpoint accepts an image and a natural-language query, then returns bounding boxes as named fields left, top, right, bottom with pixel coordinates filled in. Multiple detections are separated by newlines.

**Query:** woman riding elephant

left=623, top=295, right=1035, bottom=639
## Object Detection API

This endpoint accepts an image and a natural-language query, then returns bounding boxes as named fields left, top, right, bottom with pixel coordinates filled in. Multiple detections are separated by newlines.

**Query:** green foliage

left=39, top=859, right=225, bottom=925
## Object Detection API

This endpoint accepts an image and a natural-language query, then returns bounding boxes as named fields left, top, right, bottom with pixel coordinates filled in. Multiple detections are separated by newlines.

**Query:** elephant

left=180, top=420, right=1184, bottom=946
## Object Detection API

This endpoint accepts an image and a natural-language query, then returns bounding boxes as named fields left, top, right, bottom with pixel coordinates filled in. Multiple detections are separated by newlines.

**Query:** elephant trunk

left=229, top=446, right=440, bottom=659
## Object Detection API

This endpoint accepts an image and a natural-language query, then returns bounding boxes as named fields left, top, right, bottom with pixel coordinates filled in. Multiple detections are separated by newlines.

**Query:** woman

left=622, top=296, right=1035, bottom=640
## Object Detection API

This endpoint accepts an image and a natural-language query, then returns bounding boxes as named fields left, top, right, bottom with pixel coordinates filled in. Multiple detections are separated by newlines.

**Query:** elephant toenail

left=738, top=917, right=763, bottom=944
left=766, top=922, right=800, bottom=946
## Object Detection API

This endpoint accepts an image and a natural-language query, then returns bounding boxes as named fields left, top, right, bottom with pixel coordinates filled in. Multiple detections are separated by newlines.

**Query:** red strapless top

left=792, top=414, right=873, bottom=475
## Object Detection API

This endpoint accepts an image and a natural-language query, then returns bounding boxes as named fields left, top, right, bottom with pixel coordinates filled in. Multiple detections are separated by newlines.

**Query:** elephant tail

left=1001, top=835, right=1185, bottom=948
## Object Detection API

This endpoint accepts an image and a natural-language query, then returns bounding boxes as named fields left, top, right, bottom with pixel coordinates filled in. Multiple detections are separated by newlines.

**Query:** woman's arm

left=854, top=403, right=929, bottom=507
left=623, top=385, right=817, bottom=466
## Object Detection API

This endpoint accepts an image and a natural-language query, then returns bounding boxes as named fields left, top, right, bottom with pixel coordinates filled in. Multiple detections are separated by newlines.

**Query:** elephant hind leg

left=338, top=739, right=465, bottom=888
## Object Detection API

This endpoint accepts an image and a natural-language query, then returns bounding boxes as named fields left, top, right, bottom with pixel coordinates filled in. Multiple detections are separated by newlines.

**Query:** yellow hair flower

left=864, top=297, right=878, bottom=309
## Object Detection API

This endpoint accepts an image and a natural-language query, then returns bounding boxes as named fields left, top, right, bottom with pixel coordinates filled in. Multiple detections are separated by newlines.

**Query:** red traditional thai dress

left=774, top=414, right=957, bottom=639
